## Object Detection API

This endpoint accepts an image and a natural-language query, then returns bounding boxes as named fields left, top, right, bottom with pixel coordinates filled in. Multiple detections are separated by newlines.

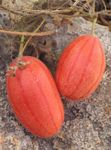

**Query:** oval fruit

left=6, top=56, right=64, bottom=138
left=55, top=35, right=106, bottom=100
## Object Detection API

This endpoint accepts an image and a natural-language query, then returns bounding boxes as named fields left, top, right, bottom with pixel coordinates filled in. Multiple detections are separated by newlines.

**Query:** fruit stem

left=22, top=19, right=45, bottom=55
left=18, top=35, right=25, bottom=57
left=91, top=17, right=97, bottom=36
left=18, top=18, right=46, bottom=59
left=91, top=0, right=97, bottom=36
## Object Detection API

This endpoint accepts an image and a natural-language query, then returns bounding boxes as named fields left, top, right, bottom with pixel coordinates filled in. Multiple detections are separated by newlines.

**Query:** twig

left=0, top=29, right=55, bottom=36
left=101, top=0, right=107, bottom=10
left=20, top=7, right=111, bottom=17
left=97, top=10, right=111, bottom=16
left=56, top=0, right=70, bottom=10
left=1, top=4, right=111, bottom=18
left=24, top=8, right=72, bottom=15
left=0, top=5, right=28, bottom=16
left=73, top=0, right=80, bottom=6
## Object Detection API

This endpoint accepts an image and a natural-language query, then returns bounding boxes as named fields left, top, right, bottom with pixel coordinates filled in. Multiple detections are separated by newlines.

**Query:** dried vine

left=0, top=0, right=111, bottom=37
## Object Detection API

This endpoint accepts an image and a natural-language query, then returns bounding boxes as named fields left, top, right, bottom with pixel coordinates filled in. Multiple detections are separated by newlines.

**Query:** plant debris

left=0, top=0, right=111, bottom=70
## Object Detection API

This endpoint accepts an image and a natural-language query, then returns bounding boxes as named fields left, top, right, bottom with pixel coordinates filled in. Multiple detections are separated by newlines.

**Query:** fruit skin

left=55, top=35, right=106, bottom=100
left=6, top=56, right=64, bottom=138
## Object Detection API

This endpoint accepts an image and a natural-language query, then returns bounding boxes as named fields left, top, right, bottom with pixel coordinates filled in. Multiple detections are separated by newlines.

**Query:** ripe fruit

left=6, top=56, right=64, bottom=138
left=55, top=35, right=106, bottom=100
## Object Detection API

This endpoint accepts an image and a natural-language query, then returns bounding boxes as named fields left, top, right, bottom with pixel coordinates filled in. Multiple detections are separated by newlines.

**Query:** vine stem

left=0, top=29, right=55, bottom=37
